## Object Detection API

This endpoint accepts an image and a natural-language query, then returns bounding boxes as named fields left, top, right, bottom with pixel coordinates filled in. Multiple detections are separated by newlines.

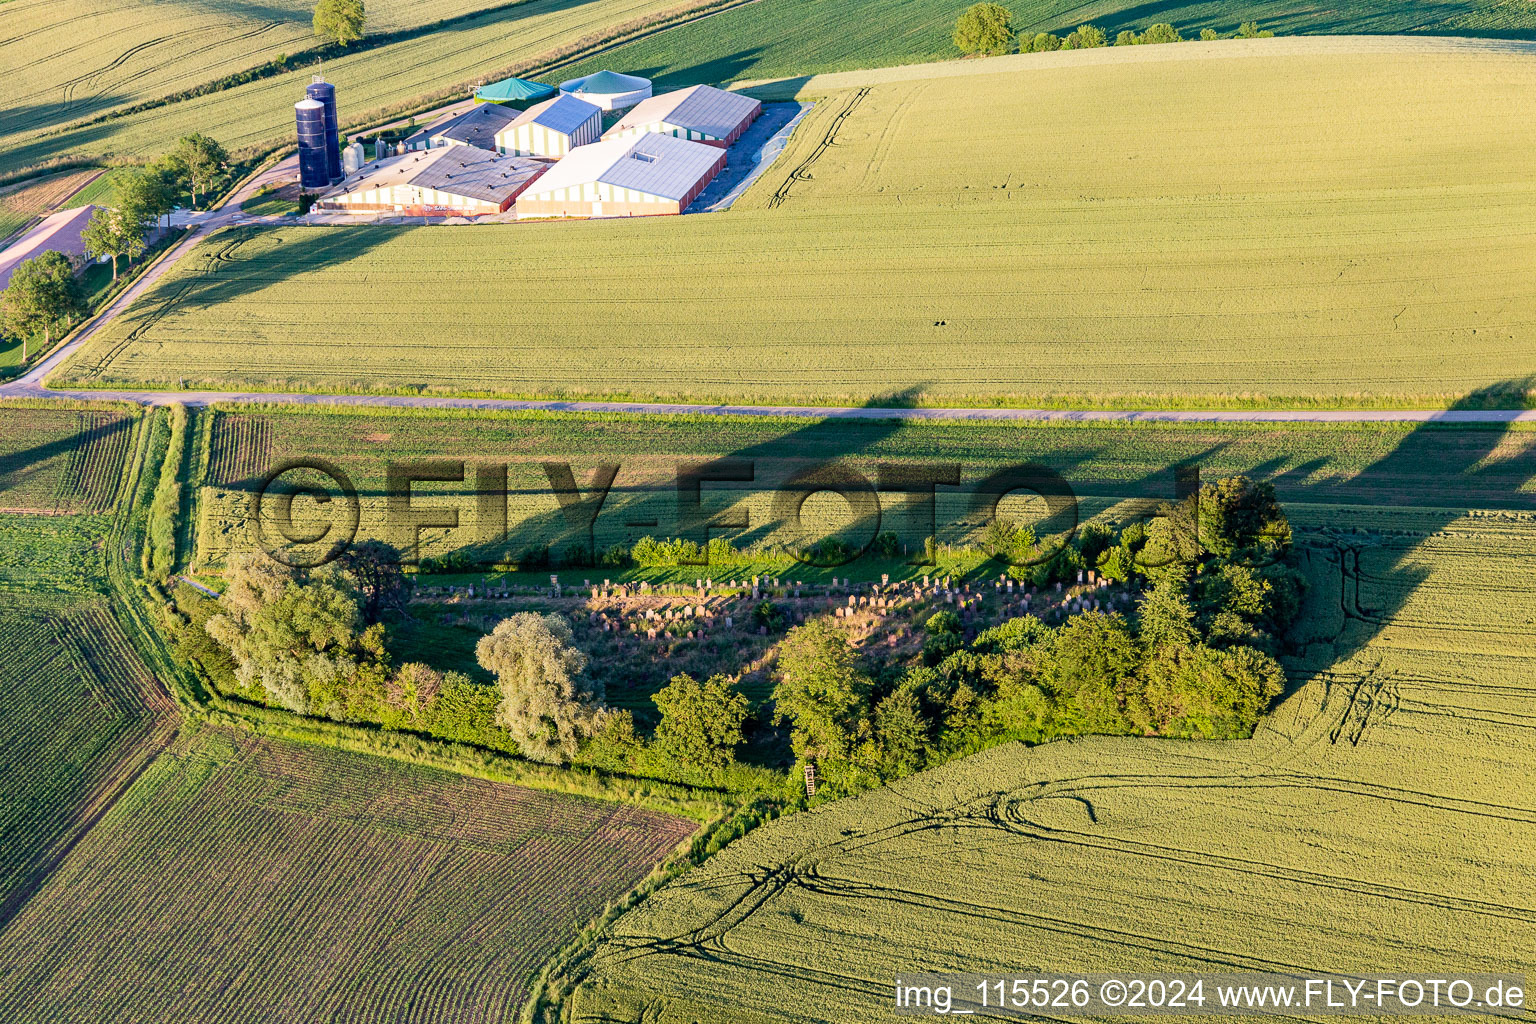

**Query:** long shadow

left=0, top=415, right=131, bottom=501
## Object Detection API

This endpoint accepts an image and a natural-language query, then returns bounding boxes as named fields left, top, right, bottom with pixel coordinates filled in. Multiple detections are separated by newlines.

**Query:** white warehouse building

left=516, top=132, right=726, bottom=219
left=493, top=94, right=603, bottom=158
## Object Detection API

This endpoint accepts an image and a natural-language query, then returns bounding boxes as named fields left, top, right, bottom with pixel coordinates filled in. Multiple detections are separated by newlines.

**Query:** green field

left=0, top=728, right=696, bottom=1022
left=0, top=0, right=716, bottom=180
left=189, top=405, right=1536, bottom=570
left=552, top=0, right=1536, bottom=91
left=0, top=592, right=176, bottom=923
left=554, top=509, right=1536, bottom=1021
left=0, top=0, right=573, bottom=166
left=59, top=47, right=1536, bottom=409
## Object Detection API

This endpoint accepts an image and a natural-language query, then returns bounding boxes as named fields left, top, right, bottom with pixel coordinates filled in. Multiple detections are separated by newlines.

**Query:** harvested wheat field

left=58, top=42, right=1536, bottom=409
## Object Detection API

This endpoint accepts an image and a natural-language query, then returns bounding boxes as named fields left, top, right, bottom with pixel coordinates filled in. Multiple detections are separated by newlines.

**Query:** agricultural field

left=0, top=404, right=136, bottom=514
left=59, top=45, right=1536, bottom=409
left=0, top=593, right=176, bottom=924
left=554, top=504, right=1536, bottom=1021
left=553, top=0, right=1536, bottom=92
left=0, top=0, right=573, bottom=167
left=190, top=405, right=1536, bottom=573
left=0, top=727, right=697, bottom=1023
left=0, top=0, right=719, bottom=180
left=0, top=168, right=101, bottom=243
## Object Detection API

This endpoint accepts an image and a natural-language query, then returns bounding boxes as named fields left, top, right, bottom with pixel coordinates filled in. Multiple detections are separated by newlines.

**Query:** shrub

left=1025, top=32, right=1062, bottom=52
left=1141, top=22, right=1184, bottom=44
left=1200, top=28, right=1220, bottom=40
left=1115, top=29, right=1140, bottom=45
left=1061, top=23, right=1107, bottom=48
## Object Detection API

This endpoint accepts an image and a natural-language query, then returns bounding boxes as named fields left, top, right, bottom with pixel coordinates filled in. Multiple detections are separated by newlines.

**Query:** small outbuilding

left=557, top=70, right=652, bottom=111
left=316, top=146, right=547, bottom=216
left=516, top=133, right=725, bottom=219
left=403, top=103, right=518, bottom=152
left=474, top=75, right=557, bottom=107
left=494, top=94, right=603, bottom=158
left=605, top=85, right=762, bottom=147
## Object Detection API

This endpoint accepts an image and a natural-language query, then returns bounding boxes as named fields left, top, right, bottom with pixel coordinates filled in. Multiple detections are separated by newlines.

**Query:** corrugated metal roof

left=320, top=147, right=546, bottom=204
left=433, top=104, right=518, bottom=149
left=506, top=94, right=601, bottom=136
left=609, top=85, right=760, bottom=138
left=524, top=133, right=721, bottom=202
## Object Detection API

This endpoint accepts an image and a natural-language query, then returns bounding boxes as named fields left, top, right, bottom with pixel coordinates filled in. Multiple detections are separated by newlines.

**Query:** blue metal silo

left=296, top=98, right=330, bottom=190
left=306, top=78, right=342, bottom=183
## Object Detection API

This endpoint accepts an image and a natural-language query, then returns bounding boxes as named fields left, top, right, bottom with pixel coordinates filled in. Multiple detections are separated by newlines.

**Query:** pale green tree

left=953, top=3, right=1014, bottom=56
left=476, top=612, right=606, bottom=763
left=314, top=0, right=366, bottom=45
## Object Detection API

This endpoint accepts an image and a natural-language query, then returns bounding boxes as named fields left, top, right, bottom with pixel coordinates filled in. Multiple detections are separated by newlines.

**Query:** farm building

left=557, top=70, right=652, bottom=111
left=315, top=146, right=546, bottom=216
left=606, top=85, right=762, bottom=146
left=493, top=94, right=603, bottom=158
left=402, top=103, right=518, bottom=152
left=0, top=205, right=98, bottom=291
left=516, top=133, right=725, bottom=219
left=473, top=75, right=556, bottom=107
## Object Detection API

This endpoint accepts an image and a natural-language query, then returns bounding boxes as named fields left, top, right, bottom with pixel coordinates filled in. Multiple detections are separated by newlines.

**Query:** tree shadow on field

left=1055, top=0, right=1507, bottom=38
left=0, top=415, right=131, bottom=507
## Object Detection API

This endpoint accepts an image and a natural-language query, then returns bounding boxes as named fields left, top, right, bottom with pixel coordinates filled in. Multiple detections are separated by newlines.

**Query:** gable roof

left=474, top=76, right=556, bottom=104
left=524, top=133, right=721, bottom=202
left=322, top=147, right=546, bottom=204
left=430, top=103, right=519, bottom=149
left=504, top=93, right=601, bottom=137
left=609, top=85, right=760, bottom=138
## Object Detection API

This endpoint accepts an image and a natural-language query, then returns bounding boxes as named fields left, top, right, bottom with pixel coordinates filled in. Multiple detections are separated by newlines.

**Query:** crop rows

left=206, top=414, right=273, bottom=487
left=559, top=512, right=1536, bottom=1022
left=0, top=594, right=175, bottom=925
left=0, top=729, right=695, bottom=1023
left=61, top=49, right=1536, bottom=409
left=2, top=0, right=704, bottom=179
left=0, top=168, right=100, bottom=242
left=0, top=406, right=131, bottom=514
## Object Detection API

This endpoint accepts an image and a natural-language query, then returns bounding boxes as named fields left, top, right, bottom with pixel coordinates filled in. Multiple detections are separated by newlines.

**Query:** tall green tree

left=953, top=3, right=1014, bottom=56
left=0, top=250, right=84, bottom=359
left=81, top=207, right=145, bottom=281
left=652, top=673, right=748, bottom=770
left=169, top=134, right=229, bottom=207
left=314, top=0, right=366, bottom=45
left=1137, top=564, right=1199, bottom=650
left=772, top=619, right=872, bottom=762
left=476, top=612, right=606, bottom=763
left=116, top=167, right=176, bottom=230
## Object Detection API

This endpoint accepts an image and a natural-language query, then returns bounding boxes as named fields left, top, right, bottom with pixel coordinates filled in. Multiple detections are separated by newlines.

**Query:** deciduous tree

left=772, top=619, right=872, bottom=762
left=652, top=672, right=748, bottom=769
left=953, top=3, right=1014, bottom=56
left=0, top=250, right=83, bottom=359
left=476, top=612, right=605, bottom=763
left=314, top=0, right=366, bottom=45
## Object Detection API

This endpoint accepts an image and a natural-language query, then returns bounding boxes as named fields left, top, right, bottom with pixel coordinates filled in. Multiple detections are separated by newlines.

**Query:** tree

left=314, top=0, right=366, bottom=45
left=1035, top=612, right=1141, bottom=732
left=1025, top=32, right=1062, bottom=52
left=1196, top=476, right=1290, bottom=558
left=170, top=134, right=229, bottom=207
left=652, top=673, right=748, bottom=770
left=1236, top=20, right=1274, bottom=38
left=873, top=688, right=928, bottom=776
left=772, top=619, right=872, bottom=762
left=953, top=3, right=1014, bottom=56
left=335, top=539, right=406, bottom=623
left=1141, top=22, right=1183, bottom=44
left=1115, top=29, right=1139, bottom=45
left=81, top=207, right=145, bottom=281
left=1061, top=23, right=1107, bottom=48
left=0, top=250, right=83, bottom=359
left=1200, top=28, right=1220, bottom=40
left=476, top=612, right=605, bottom=763
left=1137, top=564, right=1198, bottom=650
left=203, top=552, right=387, bottom=716
left=116, top=167, right=176, bottom=231
left=1140, top=644, right=1285, bottom=738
